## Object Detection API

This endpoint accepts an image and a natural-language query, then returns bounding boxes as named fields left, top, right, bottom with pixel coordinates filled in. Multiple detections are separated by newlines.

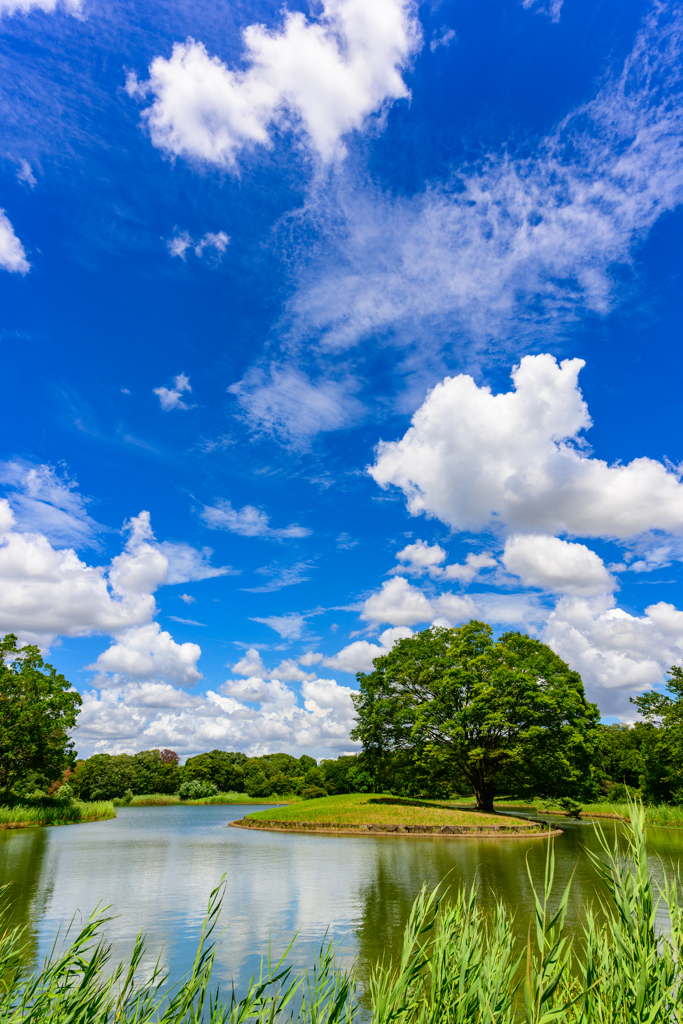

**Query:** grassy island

left=232, top=793, right=550, bottom=836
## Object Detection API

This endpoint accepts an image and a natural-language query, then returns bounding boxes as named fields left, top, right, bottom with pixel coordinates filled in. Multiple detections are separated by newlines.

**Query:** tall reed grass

left=0, top=800, right=115, bottom=828
left=2, top=803, right=680, bottom=1022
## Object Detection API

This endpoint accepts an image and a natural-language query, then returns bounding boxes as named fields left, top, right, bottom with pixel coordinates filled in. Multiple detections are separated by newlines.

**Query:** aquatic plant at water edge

left=1, top=802, right=681, bottom=1021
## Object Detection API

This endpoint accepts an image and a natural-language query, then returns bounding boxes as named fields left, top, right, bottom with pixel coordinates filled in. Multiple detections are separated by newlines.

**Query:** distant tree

left=160, top=749, right=180, bottom=765
left=184, top=750, right=247, bottom=791
left=632, top=667, right=683, bottom=803
left=0, top=634, right=82, bottom=791
left=71, top=753, right=134, bottom=800
left=351, top=622, right=601, bottom=812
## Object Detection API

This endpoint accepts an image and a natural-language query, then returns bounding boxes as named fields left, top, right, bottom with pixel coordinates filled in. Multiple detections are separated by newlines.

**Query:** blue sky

left=2, top=0, right=683, bottom=758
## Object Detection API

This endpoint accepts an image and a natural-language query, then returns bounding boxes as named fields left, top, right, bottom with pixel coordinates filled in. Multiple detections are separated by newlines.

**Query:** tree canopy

left=351, top=621, right=601, bottom=811
left=0, top=634, right=82, bottom=791
left=631, top=667, right=683, bottom=803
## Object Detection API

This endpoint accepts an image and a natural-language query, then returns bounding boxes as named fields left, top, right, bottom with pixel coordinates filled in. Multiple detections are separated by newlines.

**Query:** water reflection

left=0, top=807, right=680, bottom=1003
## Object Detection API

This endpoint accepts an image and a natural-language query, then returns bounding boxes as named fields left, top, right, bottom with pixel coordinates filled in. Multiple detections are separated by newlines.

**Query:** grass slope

left=458, top=797, right=683, bottom=829
left=0, top=801, right=115, bottom=828
left=246, top=793, right=535, bottom=829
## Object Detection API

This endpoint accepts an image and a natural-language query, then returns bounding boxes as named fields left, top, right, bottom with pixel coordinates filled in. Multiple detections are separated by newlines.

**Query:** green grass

left=456, top=796, right=683, bottom=829
left=244, top=793, right=538, bottom=830
left=1, top=803, right=680, bottom=1023
left=0, top=800, right=115, bottom=828
left=119, top=792, right=298, bottom=806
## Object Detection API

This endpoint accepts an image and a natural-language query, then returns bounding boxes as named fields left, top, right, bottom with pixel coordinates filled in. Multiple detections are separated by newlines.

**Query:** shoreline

left=229, top=819, right=562, bottom=839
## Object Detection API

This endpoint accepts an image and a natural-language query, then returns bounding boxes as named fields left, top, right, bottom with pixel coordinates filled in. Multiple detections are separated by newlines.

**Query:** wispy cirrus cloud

left=243, top=561, right=315, bottom=593
left=228, top=1, right=683, bottom=442
left=200, top=498, right=310, bottom=539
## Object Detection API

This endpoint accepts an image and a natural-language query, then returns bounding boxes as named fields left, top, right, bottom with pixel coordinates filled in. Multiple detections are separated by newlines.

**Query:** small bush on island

left=2, top=804, right=680, bottom=1023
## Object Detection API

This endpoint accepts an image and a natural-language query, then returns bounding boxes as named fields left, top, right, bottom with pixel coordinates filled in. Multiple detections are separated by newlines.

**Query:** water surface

left=1, top=805, right=681, bottom=999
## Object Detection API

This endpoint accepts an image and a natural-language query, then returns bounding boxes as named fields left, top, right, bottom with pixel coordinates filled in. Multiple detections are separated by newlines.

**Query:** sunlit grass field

left=0, top=801, right=115, bottom=828
left=455, top=796, right=683, bottom=829
left=246, top=793, right=535, bottom=829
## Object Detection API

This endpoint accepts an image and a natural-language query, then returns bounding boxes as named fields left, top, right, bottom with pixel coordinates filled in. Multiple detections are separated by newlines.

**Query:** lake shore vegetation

left=2, top=805, right=680, bottom=1022
left=0, top=799, right=115, bottom=828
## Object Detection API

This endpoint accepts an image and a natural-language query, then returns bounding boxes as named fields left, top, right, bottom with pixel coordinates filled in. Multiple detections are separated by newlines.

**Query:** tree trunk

left=472, top=781, right=495, bottom=814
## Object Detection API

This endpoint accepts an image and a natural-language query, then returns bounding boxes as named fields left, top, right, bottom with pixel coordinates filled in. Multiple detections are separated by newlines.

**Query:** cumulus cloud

left=503, top=534, right=614, bottom=596
left=0, top=210, right=29, bottom=273
left=167, top=229, right=229, bottom=261
left=283, top=3, right=683, bottom=365
left=231, top=646, right=316, bottom=682
left=128, top=0, right=420, bottom=167
left=371, top=354, right=683, bottom=541
left=395, top=539, right=446, bottom=570
left=393, top=540, right=497, bottom=583
left=153, top=373, right=194, bottom=411
left=89, top=622, right=202, bottom=686
left=200, top=498, right=310, bottom=539
left=543, top=597, right=683, bottom=715
left=227, top=366, right=364, bottom=446
left=0, top=503, right=231, bottom=646
left=75, top=665, right=359, bottom=759
left=321, top=625, right=413, bottom=673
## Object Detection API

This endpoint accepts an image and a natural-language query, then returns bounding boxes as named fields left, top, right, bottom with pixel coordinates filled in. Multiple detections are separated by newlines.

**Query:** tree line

left=3, top=625, right=683, bottom=807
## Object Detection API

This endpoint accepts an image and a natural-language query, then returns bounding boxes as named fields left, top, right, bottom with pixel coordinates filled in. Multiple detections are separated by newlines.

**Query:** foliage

left=557, top=796, right=582, bottom=818
left=177, top=779, right=218, bottom=800
left=301, top=786, right=328, bottom=800
left=71, top=750, right=182, bottom=801
left=0, top=634, right=81, bottom=791
left=184, top=749, right=247, bottom=791
left=351, top=622, right=601, bottom=812
left=632, top=666, right=683, bottom=803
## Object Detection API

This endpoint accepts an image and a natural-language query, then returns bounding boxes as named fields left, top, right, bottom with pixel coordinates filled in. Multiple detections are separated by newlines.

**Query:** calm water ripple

left=1, top=805, right=681, bottom=999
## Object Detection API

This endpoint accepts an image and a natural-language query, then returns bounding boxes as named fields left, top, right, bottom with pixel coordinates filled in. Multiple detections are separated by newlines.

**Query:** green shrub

left=301, top=786, right=327, bottom=800
left=177, top=779, right=217, bottom=800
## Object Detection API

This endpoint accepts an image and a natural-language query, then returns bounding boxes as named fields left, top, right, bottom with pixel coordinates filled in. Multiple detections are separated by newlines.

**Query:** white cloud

left=249, top=612, right=306, bottom=639
left=200, top=498, right=310, bottom=539
left=361, top=576, right=438, bottom=626
left=153, top=373, right=194, bottom=411
left=521, top=0, right=563, bottom=23
left=167, top=229, right=229, bottom=261
left=0, top=210, right=29, bottom=274
left=158, top=540, right=238, bottom=583
left=0, top=503, right=231, bottom=646
left=128, top=0, right=420, bottom=167
left=321, top=625, right=413, bottom=673
left=503, top=534, right=614, bottom=596
left=299, top=651, right=323, bottom=666
left=89, top=622, right=202, bottom=686
left=16, top=160, right=36, bottom=187
left=0, top=459, right=101, bottom=549
left=75, top=673, right=359, bottom=758
left=230, top=647, right=317, bottom=683
left=179, top=593, right=196, bottom=604
left=371, top=354, right=683, bottom=541
left=543, top=597, right=683, bottom=716
left=168, top=615, right=207, bottom=626
left=284, top=3, right=683, bottom=362
left=395, top=539, right=446, bottom=569
left=442, top=552, right=497, bottom=583
left=0, top=0, right=81, bottom=18
left=228, top=366, right=364, bottom=446
left=429, top=27, right=456, bottom=53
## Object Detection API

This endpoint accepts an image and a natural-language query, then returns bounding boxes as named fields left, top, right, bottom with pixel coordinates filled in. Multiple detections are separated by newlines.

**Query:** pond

left=1, top=804, right=681, bottom=1001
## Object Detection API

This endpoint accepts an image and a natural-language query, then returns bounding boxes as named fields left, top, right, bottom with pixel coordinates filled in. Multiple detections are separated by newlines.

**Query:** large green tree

left=351, top=621, right=601, bottom=812
left=0, top=634, right=82, bottom=791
